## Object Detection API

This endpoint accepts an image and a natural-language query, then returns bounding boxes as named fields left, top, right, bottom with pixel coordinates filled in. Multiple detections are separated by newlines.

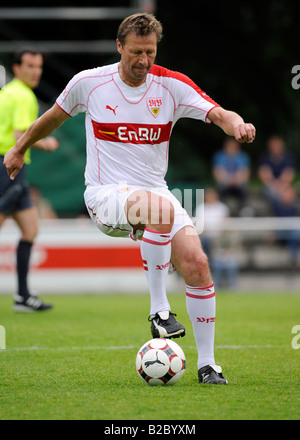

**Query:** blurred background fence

left=0, top=217, right=299, bottom=293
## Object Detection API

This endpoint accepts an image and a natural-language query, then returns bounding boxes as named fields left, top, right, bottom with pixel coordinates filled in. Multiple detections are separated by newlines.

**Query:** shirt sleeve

left=172, top=71, right=220, bottom=124
left=56, top=71, right=88, bottom=117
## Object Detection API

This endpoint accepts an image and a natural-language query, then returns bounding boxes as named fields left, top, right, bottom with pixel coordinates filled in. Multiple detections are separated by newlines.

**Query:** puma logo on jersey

left=105, top=105, right=118, bottom=116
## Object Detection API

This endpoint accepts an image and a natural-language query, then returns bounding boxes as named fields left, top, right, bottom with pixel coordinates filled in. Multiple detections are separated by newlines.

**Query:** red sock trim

left=186, top=291, right=215, bottom=299
left=144, top=228, right=171, bottom=235
left=142, top=237, right=171, bottom=246
left=185, top=282, right=215, bottom=299
left=186, top=282, right=214, bottom=290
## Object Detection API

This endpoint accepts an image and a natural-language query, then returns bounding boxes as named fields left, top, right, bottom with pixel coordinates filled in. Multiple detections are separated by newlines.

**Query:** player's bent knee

left=196, top=251, right=209, bottom=270
left=126, top=190, right=150, bottom=226
left=190, top=251, right=208, bottom=270
left=180, top=250, right=209, bottom=280
left=126, top=190, right=174, bottom=230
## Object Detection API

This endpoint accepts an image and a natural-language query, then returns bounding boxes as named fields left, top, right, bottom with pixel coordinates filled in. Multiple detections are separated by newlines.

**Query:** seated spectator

left=272, top=184, right=300, bottom=267
left=258, top=135, right=296, bottom=203
left=196, top=188, right=240, bottom=289
left=196, top=187, right=230, bottom=258
left=212, top=137, right=251, bottom=216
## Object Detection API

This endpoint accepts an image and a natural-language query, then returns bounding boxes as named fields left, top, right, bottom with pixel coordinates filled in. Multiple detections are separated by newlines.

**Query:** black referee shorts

left=0, top=155, right=34, bottom=216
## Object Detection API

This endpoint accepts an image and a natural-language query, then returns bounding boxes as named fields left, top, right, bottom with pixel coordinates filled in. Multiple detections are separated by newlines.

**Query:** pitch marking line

left=1, top=344, right=287, bottom=352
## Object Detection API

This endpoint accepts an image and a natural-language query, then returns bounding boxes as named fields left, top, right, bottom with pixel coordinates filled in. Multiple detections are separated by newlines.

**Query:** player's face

left=117, top=32, right=157, bottom=86
left=13, top=53, right=43, bottom=89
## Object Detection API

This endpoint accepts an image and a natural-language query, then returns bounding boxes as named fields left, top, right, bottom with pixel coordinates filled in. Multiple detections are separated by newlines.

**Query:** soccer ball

left=136, top=338, right=186, bottom=386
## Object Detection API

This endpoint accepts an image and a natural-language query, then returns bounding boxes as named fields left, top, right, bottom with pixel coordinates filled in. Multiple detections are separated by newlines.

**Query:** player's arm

left=208, top=106, right=256, bottom=143
left=4, top=103, right=69, bottom=180
left=14, top=130, right=59, bottom=153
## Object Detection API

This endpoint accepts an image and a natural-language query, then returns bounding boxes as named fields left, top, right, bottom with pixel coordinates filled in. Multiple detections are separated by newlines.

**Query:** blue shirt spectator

left=212, top=137, right=251, bottom=215
left=272, top=185, right=299, bottom=266
left=258, top=135, right=296, bottom=202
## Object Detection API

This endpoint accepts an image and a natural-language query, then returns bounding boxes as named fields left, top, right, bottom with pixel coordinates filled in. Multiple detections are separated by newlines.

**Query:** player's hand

left=3, top=146, right=25, bottom=180
left=43, top=136, right=59, bottom=152
left=233, top=123, right=256, bottom=143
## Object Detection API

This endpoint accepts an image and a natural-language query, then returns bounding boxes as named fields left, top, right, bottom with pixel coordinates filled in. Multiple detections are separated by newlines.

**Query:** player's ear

left=12, top=63, right=19, bottom=77
left=116, top=39, right=123, bottom=55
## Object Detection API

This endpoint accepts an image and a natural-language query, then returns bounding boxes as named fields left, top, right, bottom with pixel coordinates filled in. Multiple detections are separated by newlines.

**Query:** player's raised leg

left=171, top=226, right=227, bottom=384
left=125, top=190, right=185, bottom=338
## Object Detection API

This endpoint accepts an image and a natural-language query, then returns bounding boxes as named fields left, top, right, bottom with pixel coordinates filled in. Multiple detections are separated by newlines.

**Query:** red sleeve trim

left=149, top=64, right=219, bottom=106
left=55, top=101, right=72, bottom=117
left=205, top=105, right=220, bottom=124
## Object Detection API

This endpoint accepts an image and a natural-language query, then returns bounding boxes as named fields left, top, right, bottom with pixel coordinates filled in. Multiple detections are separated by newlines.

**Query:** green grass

left=0, top=292, right=299, bottom=420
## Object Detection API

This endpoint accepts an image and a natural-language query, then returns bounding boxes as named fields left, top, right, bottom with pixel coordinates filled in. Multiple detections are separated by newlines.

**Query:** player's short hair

left=117, top=12, right=163, bottom=46
left=12, top=48, right=44, bottom=66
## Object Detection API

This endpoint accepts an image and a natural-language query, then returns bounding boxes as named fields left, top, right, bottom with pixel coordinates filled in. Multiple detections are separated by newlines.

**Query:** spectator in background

left=258, top=135, right=296, bottom=204
left=272, top=184, right=300, bottom=268
left=196, top=188, right=240, bottom=289
left=196, top=187, right=229, bottom=259
left=212, top=137, right=251, bottom=216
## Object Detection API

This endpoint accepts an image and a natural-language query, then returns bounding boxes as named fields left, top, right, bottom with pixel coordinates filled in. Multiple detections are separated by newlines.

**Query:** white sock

left=186, top=283, right=216, bottom=370
left=141, top=228, right=171, bottom=316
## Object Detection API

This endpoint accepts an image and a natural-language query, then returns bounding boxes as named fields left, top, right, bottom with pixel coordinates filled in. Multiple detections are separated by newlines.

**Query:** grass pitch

left=0, top=292, right=299, bottom=420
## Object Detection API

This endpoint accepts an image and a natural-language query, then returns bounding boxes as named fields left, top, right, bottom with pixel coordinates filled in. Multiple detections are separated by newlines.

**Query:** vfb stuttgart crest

left=147, top=97, right=162, bottom=118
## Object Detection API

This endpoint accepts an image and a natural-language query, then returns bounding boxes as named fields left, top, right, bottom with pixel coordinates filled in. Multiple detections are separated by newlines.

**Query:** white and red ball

left=136, top=338, right=186, bottom=386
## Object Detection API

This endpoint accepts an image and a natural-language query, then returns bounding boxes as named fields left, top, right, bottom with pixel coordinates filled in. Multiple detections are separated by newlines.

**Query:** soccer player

left=0, top=49, right=59, bottom=312
left=3, top=14, right=255, bottom=383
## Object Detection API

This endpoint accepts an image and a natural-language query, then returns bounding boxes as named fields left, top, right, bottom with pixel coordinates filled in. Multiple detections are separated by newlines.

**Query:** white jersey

left=56, top=62, right=219, bottom=189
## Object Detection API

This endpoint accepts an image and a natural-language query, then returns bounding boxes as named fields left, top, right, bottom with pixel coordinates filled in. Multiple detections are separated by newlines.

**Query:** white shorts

left=84, top=184, right=194, bottom=240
